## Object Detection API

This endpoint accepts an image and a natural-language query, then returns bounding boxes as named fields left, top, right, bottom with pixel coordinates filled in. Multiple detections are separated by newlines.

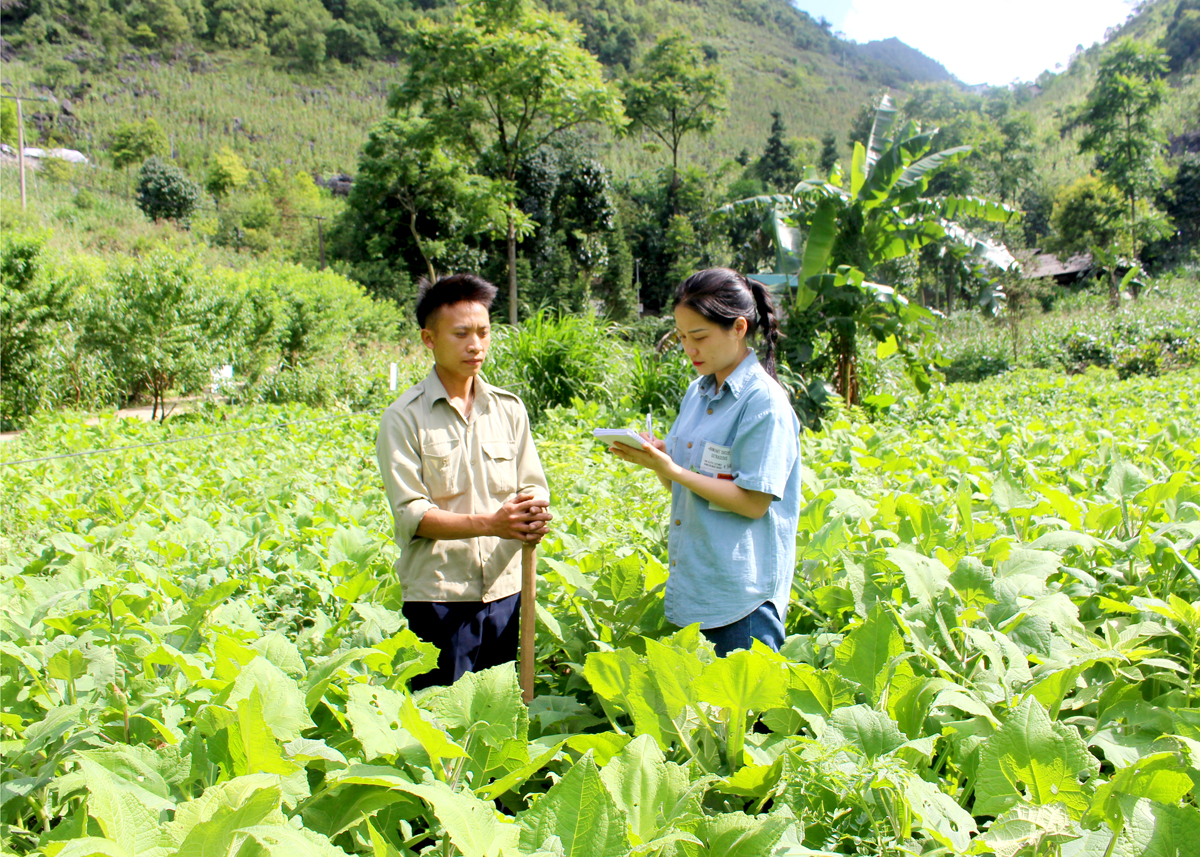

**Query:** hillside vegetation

left=0, top=0, right=951, bottom=177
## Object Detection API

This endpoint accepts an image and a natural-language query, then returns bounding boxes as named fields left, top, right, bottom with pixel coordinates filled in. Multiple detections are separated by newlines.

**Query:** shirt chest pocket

left=482, top=440, right=517, bottom=497
left=422, top=442, right=464, bottom=501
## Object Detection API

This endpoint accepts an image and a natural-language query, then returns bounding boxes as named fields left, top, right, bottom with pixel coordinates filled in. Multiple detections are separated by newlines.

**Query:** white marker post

left=389, top=362, right=397, bottom=391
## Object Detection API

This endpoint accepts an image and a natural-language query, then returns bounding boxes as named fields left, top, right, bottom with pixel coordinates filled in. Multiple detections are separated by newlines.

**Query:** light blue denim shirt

left=663, top=351, right=802, bottom=629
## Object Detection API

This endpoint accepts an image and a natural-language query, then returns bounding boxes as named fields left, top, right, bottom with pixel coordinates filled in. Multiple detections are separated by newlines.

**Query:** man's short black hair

left=415, top=274, right=498, bottom=329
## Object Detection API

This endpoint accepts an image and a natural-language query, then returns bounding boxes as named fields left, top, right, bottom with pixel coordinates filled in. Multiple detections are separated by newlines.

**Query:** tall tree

left=818, top=132, right=839, bottom=178
left=338, top=117, right=521, bottom=286
left=392, top=0, right=624, bottom=325
left=755, top=110, right=800, bottom=191
left=621, top=31, right=727, bottom=190
left=1076, top=39, right=1168, bottom=271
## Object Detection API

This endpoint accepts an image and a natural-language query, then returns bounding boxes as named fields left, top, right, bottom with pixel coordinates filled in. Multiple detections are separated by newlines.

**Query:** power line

left=0, top=410, right=378, bottom=468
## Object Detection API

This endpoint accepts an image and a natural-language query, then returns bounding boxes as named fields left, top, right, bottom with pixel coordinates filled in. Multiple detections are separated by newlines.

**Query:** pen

left=646, top=411, right=654, bottom=441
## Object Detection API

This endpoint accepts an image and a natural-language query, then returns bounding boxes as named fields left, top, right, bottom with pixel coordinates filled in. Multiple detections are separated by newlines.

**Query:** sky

left=795, top=0, right=1140, bottom=85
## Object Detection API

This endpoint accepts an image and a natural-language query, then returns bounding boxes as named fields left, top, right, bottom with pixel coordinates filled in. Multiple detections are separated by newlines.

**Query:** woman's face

left=674, top=304, right=748, bottom=380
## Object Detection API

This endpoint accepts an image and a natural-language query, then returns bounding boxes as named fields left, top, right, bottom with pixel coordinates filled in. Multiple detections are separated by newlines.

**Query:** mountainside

left=853, top=37, right=954, bottom=86
left=0, top=0, right=955, bottom=179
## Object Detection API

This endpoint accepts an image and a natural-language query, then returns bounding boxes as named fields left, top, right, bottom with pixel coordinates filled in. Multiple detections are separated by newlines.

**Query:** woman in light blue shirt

left=609, top=268, right=802, bottom=656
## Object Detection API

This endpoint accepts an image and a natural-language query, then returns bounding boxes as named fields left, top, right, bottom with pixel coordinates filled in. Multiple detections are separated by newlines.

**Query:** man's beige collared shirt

left=376, top=368, right=549, bottom=602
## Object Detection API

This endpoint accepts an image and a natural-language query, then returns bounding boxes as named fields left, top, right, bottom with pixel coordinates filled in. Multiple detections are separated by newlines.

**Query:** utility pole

left=16, top=97, right=25, bottom=210
left=2, top=94, right=53, bottom=211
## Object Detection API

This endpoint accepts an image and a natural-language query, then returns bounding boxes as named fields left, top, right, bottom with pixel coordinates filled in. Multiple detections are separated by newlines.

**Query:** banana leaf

left=897, top=145, right=974, bottom=189
left=865, top=94, right=898, bottom=170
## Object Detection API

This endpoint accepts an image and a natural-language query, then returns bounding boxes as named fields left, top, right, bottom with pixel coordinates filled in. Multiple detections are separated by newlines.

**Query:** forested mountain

left=1, top=0, right=1196, bottom=321
left=0, top=0, right=952, bottom=175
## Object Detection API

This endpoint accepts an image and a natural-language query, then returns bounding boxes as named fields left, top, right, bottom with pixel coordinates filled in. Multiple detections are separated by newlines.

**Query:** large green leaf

left=832, top=604, right=905, bottom=706
left=1077, top=797, right=1200, bottom=857
left=975, top=696, right=1100, bottom=818
left=84, top=767, right=172, bottom=857
left=172, top=786, right=282, bottom=857
left=346, top=684, right=420, bottom=762
left=691, top=809, right=797, bottom=857
left=896, top=145, right=972, bottom=189
left=333, top=769, right=517, bottom=857
left=599, top=734, right=706, bottom=845
left=1085, top=752, right=1194, bottom=830
left=519, top=752, right=629, bottom=857
left=865, top=93, right=897, bottom=170
left=428, top=664, right=528, bottom=780
left=695, top=647, right=789, bottom=770
left=226, top=656, right=314, bottom=742
left=980, top=804, right=1079, bottom=857
left=228, top=687, right=301, bottom=777
left=893, top=768, right=977, bottom=852
left=823, top=705, right=904, bottom=759
left=797, top=197, right=839, bottom=287
left=884, top=547, right=950, bottom=606
left=236, top=824, right=354, bottom=857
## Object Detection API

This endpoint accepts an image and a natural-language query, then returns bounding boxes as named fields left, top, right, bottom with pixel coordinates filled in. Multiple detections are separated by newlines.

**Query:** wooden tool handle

left=520, top=542, right=537, bottom=704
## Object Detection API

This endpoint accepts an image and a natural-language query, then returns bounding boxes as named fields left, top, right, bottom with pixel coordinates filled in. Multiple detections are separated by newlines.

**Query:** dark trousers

left=402, top=593, right=521, bottom=691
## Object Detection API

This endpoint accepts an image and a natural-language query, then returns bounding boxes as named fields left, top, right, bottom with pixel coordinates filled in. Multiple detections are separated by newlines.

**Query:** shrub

left=221, top=263, right=403, bottom=378
left=628, top=346, right=693, bottom=411
left=110, top=118, right=169, bottom=171
left=486, top=310, right=622, bottom=423
left=943, top=351, right=1011, bottom=383
left=80, top=251, right=236, bottom=418
left=136, top=157, right=202, bottom=226
left=40, top=156, right=74, bottom=184
left=0, top=230, right=73, bottom=429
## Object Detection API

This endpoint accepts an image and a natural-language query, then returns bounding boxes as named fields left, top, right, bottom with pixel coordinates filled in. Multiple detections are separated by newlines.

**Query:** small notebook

left=592, top=428, right=648, bottom=448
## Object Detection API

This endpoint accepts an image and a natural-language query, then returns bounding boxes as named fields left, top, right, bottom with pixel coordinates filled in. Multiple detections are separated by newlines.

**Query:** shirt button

left=687, top=442, right=692, bottom=448
left=671, top=560, right=676, bottom=566
left=675, top=519, right=681, bottom=526
left=707, top=408, right=713, bottom=415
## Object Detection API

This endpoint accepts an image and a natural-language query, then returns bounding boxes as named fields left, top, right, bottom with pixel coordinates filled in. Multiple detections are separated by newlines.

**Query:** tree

left=205, top=146, right=250, bottom=204
left=621, top=31, right=727, bottom=190
left=1076, top=39, right=1169, bottom=271
left=719, top=95, right=1018, bottom=408
left=110, top=118, right=169, bottom=171
left=81, top=252, right=234, bottom=421
left=337, top=116, right=521, bottom=287
left=1164, top=153, right=1200, bottom=252
left=1161, top=0, right=1200, bottom=72
left=136, top=157, right=202, bottom=226
left=392, top=0, right=625, bottom=325
left=1048, top=175, right=1123, bottom=256
left=755, top=110, right=800, bottom=191
left=818, top=132, right=839, bottom=177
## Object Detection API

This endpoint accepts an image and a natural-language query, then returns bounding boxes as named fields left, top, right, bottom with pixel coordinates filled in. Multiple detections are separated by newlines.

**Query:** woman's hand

left=607, top=432, right=679, bottom=484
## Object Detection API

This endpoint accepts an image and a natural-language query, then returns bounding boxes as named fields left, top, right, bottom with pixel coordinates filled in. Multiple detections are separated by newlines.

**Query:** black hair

left=415, top=273, right=498, bottom=329
left=673, top=267, right=780, bottom=380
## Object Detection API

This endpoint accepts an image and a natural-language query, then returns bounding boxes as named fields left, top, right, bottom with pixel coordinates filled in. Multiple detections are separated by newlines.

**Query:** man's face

left=421, top=301, right=491, bottom=379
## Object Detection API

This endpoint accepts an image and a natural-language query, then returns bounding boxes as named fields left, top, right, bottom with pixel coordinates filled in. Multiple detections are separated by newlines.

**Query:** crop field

left=1, top=367, right=1199, bottom=856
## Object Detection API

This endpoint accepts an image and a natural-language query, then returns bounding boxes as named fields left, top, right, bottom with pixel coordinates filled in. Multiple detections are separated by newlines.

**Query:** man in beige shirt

left=377, top=273, right=551, bottom=689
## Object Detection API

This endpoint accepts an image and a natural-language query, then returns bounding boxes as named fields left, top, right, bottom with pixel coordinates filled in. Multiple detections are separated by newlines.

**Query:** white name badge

left=700, top=441, right=733, bottom=477
left=700, top=441, right=735, bottom=512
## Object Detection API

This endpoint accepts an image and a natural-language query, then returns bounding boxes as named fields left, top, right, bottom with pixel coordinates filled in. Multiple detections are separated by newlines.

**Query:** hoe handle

left=520, top=543, right=537, bottom=704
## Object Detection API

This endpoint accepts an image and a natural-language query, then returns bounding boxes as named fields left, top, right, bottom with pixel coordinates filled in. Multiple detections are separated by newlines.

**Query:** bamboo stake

left=520, top=542, right=536, bottom=704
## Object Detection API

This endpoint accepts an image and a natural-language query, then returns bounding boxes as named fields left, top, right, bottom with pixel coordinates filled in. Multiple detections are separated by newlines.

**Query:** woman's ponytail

left=747, top=278, right=780, bottom=381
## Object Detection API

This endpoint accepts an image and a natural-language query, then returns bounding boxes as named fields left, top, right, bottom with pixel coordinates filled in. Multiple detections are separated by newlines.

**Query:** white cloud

left=840, top=0, right=1138, bottom=85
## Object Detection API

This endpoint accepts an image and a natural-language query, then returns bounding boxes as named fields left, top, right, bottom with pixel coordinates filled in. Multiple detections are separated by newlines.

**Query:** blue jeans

left=702, top=601, right=785, bottom=657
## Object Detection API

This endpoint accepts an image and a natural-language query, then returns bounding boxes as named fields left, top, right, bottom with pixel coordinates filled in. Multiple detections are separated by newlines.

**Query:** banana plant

left=716, top=95, right=1020, bottom=408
